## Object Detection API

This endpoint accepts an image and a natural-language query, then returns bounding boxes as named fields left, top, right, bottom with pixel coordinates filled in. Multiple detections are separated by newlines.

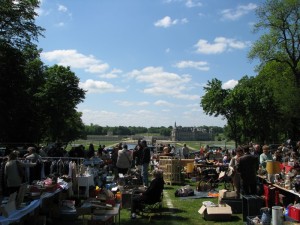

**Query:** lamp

left=266, top=160, right=281, bottom=183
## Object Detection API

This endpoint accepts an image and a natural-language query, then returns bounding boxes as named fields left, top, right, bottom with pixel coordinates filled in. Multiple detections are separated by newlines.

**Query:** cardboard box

left=198, top=204, right=232, bottom=221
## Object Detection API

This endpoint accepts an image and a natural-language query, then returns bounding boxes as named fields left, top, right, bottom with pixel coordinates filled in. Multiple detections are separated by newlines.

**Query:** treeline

left=82, top=124, right=224, bottom=137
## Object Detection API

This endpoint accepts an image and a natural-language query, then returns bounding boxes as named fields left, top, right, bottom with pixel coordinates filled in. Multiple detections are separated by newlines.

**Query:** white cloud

left=174, top=60, right=209, bottom=71
left=185, top=0, right=202, bottom=8
left=154, top=100, right=176, bottom=107
left=41, top=49, right=109, bottom=73
left=114, top=100, right=150, bottom=107
left=163, top=0, right=202, bottom=8
left=154, top=16, right=187, bottom=28
left=56, top=22, right=65, bottom=27
left=222, top=79, right=238, bottom=89
left=127, top=67, right=200, bottom=100
left=58, top=4, right=68, bottom=12
left=79, top=79, right=126, bottom=94
left=154, top=16, right=175, bottom=28
left=221, top=3, right=257, bottom=21
left=99, top=69, right=122, bottom=79
left=80, top=108, right=164, bottom=128
left=194, top=37, right=250, bottom=54
left=181, top=18, right=189, bottom=24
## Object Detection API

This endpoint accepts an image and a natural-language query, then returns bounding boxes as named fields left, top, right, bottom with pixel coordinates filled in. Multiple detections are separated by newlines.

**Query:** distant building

left=171, top=122, right=213, bottom=141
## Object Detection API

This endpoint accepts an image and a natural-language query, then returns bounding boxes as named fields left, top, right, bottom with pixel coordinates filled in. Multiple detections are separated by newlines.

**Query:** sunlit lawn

left=119, top=180, right=245, bottom=225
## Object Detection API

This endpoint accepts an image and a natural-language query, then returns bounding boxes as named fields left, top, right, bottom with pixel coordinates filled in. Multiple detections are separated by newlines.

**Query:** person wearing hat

left=260, top=145, right=273, bottom=169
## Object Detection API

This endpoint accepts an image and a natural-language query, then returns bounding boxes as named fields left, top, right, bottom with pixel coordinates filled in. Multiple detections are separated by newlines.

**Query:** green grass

left=118, top=180, right=245, bottom=225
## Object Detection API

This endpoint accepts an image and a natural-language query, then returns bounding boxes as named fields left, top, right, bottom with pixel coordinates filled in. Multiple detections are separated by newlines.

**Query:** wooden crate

left=163, top=172, right=182, bottom=185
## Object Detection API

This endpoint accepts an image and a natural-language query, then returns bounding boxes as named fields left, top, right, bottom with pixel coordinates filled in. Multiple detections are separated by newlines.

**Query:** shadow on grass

left=120, top=207, right=188, bottom=225
left=163, top=186, right=175, bottom=190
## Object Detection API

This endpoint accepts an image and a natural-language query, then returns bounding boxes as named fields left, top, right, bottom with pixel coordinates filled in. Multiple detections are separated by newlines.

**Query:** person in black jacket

left=237, top=145, right=259, bottom=195
left=131, top=169, right=164, bottom=219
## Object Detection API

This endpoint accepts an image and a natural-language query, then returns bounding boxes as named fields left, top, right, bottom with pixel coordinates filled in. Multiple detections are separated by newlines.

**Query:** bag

left=175, top=185, right=194, bottom=197
left=16, top=161, right=25, bottom=179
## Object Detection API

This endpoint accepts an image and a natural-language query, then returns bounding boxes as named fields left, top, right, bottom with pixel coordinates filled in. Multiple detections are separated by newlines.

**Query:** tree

left=37, top=65, right=86, bottom=143
left=257, top=61, right=300, bottom=140
left=201, top=76, right=281, bottom=145
left=231, top=76, right=280, bottom=144
left=248, top=0, right=300, bottom=86
left=0, top=0, right=44, bottom=50
left=0, top=41, right=29, bottom=142
left=201, top=79, right=241, bottom=146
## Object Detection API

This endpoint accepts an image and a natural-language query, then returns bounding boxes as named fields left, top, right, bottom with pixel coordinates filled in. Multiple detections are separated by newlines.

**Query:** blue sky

left=35, top=0, right=261, bottom=128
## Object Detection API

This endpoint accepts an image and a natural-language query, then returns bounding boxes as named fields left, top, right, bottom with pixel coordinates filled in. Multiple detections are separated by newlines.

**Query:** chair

left=132, top=189, right=164, bottom=221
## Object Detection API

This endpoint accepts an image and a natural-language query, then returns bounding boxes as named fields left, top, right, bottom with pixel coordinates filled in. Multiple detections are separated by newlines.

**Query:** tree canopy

left=0, top=1, right=86, bottom=145
left=202, top=0, right=300, bottom=145
left=248, top=0, right=300, bottom=86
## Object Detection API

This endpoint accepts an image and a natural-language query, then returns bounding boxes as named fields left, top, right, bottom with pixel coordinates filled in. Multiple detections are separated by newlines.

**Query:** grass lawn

left=118, top=179, right=245, bottom=225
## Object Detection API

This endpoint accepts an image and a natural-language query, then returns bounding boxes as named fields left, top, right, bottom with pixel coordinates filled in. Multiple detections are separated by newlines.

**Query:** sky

left=35, top=0, right=262, bottom=128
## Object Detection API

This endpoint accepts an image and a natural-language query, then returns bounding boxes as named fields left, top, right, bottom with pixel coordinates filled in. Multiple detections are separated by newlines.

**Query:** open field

left=68, top=139, right=236, bottom=152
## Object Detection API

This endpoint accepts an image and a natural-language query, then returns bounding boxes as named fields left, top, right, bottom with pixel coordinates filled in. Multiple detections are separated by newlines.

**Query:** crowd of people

left=192, top=141, right=300, bottom=198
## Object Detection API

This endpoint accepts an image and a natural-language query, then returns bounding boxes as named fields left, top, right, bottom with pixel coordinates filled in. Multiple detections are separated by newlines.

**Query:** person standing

left=237, top=145, right=259, bottom=195
left=5, top=151, right=36, bottom=195
left=141, top=140, right=151, bottom=187
left=24, top=146, right=41, bottom=163
left=229, top=147, right=243, bottom=198
left=182, top=144, right=189, bottom=159
left=116, top=144, right=132, bottom=175
left=259, top=145, right=273, bottom=169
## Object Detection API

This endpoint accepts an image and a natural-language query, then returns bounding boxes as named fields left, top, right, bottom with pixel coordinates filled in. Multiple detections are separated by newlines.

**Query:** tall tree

left=37, top=65, right=86, bottom=143
left=248, top=0, right=300, bottom=86
left=201, top=79, right=241, bottom=146
left=0, top=0, right=44, bottom=49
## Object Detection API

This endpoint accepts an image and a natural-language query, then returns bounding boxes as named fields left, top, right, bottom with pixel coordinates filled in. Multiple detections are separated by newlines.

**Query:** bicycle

left=196, top=166, right=234, bottom=192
